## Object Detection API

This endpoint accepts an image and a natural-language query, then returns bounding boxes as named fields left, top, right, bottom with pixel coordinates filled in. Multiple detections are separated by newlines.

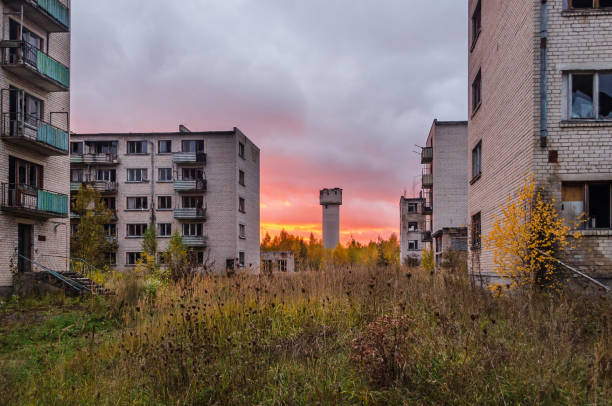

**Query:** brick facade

left=0, top=0, right=71, bottom=293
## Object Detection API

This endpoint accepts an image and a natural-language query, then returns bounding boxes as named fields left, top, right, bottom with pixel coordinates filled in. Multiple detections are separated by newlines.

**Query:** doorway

left=17, top=224, right=32, bottom=272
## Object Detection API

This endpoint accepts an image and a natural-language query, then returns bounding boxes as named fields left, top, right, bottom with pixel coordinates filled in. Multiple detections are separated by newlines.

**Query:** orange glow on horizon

left=260, top=222, right=399, bottom=244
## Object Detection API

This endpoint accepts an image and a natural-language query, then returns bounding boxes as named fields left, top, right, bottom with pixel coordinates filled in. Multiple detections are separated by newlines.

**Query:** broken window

left=562, top=182, right=612, bottom=229
left=408, top=240, right=418, bottom=251
left=407, top=203, right=418, bottom=213
left=471, top=212, right=481, bottom=249
left=126, top=252, right=142, bottom=265
left=472, top=141, right=482, bottom=179
left=472, top=70, right=482, bottom=112
left=570, top=0, right=612, bottom=8
left=599, top=73, right=612, bottom=119
left=471, top=0, right=481, bottom=46
left=571, top=74, right=594, bottom=119
left=408, top=222, right=418, bottom=232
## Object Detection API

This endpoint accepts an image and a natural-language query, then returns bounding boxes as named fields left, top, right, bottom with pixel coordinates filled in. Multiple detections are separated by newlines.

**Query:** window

left=87, top=141, right=117, bottom=155
left=239, top=142, right=245, bottom=159
left=102, top=197, right=116, bottom=210
left=158, top=168, right=173, bottom=182
left=71, top=142, right=83, bottom=155
left=106, top=252, right=117, bottom=266
left=471, top=0, right=481, bottom=47
left=239, top=170, right=245, bottom=186
left=569, top=72, right=612, bottom=120
left=182, top=140, right=204, bottom=153
left=158, top=196, right=172, bottom=210
left=239, top=251, right=245, bottom=267
left=471, top=212, right=482, bottom=249
left=472, top=70, right=482, bottom=113
left=570, top=0, right=612, bottom=9
left=408, top=240, right=419, bottom=251
left=239, top=224, right=246, bottom=239
left=183, top=223, right=203, bottom=236
left=472, top=141, right=482, bottom=180
left=562, top=182, right=611, bottom=229
left=127, top=197, right=148, bottom=210
left=103, top=223, right=116, bottom=237
left=277, top=259, right=287, bottom=272
left=189, top=251, right=205, bottom=266
left=96, top=169, right=116, bottom=182
left=158, top=223, right=172, bottom=237
left=127, top=141, right=147, bottom=154
left=126, top=252, right=142, bottom=265
left=127, top=168, right=148, bottom=182
left=181, top=167, right=204, bottom=180
left=158, top=140, right=172, bottom=154
left=407, top=203, right=418, bottom=213
left=127, top=223, right=148, bottom=237
left=71, top=169, right=84, bottom=182
left=239, top=197, right=246, bottom=213
left=182, top=196, right=203, bottom=208
left=9, top=156, right=43, bottom=189
left=408, top=222, right=418, bottom=232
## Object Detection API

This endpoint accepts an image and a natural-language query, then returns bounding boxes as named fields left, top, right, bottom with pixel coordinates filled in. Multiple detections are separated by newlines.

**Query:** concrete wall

left=320, top=188, right=342, bottom=249
left=0, top=0, right=71, bottom=290
left=261, top=251, right=295, bottom=273
left=71, top=128, right=260, bottom=274
left=399, top=197, right=426, bottom=264
left=428, top=121, right=468, bottom=235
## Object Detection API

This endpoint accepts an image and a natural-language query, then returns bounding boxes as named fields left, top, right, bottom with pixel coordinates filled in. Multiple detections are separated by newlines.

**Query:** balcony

left=422, top=204, right=433, bottom=215
left=174, top=179, right=206, bottom=193
left=174, top=208, right=207, bottom=220
left=70, top=153, right=119, bottom=165
left=173, top=152, right=206, bottom=165
left=1, top=183, right=68, bottom=219
left=182, top=235, right=208, bottom=247
left=421, top=147, right=433, bottom=164
left=422, top=173, right=433, bottom=189
left=70, top=181, right=118, bottom=194
left=4, top=0, right=70, bottom=32
left=0, top=41, right=69, bottom=91
left=1, top=113, right=68, bottom=155
left=421, top=231, right=432, bottom=243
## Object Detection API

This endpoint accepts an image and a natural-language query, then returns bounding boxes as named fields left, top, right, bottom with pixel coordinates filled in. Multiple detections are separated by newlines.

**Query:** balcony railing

left=1, top=183, right=68, bottom=219
left=182, top=235, right=208, bottom=247
left=1, top=112, right=68, bottom=155
left=421, top=231, right=432, bottom=242
left=70, top=180, right=118, bottom=194
left=174, top=179, right=207, bottom=192
left=4, top=0, right=69, bottom=32
left=173, top=152, right=206, bottom=164
left=70, top=153, right=119, bottom=165
left=422, top=173, right=433, bottom=189
left=174, top=208, right=207, bottom=220
left=421, top=147, right=433, bottom=164
left=0, top=41, right=69, bottom=91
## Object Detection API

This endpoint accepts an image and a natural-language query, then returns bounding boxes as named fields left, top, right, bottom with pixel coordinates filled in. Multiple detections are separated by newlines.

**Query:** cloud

left=71, top=1, right=467, bottom=243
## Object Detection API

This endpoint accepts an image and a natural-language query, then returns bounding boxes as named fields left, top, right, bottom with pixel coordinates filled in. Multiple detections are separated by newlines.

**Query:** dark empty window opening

left=408, top=222, right=418, bottom=232
left=570, top=0, right=612, bottom=8
left=239, top=142, right=245, bottom=159
left=599, top=73, right=612, bottom=119
left=588, top=184, right=611, bottom=229
left=407, top=203, right=418, bottom=213
left=239, top=170, right=245, bottom=186
left=472, top=212, right=482, bottom=249
left=471, top=0, right=481, bottom=46
left=472, top=70, right=482, bottom=113
left=472, top=141, right=482, bottom=180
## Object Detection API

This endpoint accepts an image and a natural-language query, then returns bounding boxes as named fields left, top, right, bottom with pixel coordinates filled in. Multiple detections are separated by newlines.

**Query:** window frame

left=567, top=71, right=612, bottom=120
left=182, top=223, right=203, bottom=237
left=157, top=168, right=173, bottom=182
left=158, top=140, right=172, bottom=154
left=239, top=223, right=246, bottom=239
left=126, top=223, right=148, bottom=238
left=471, top=0, right=482, bottom=50
left=126, top=140, right=148, bottom=155
left=126, top=196, right=148, bottom=211
left=126, top=252, right=142, bottom=266
left=126, top=168, right=148, bottom=183
left=158, top=223, right=172, bottom=237
left=471, top=212, right=482, bottom=249
left=157, top=195, right=172, bottom=210
left=239, top=169, right=245, bottom=186
left=239, top=197, right=246, bottom=213
left=471, top=141, right=482, bottom=182
left=569, top=0, right=612, bottom=9
left=238, top=142, right=245, bottom=159
left=472, top=69, right=482, bottom=115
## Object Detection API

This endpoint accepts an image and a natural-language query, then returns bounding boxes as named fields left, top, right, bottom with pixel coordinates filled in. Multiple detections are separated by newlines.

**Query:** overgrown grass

left=0, top=267, right=610, bottom=405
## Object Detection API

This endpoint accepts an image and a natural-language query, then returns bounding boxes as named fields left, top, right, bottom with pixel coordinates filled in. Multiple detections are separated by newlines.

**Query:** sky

left=71, top=1, right=468, bottom=244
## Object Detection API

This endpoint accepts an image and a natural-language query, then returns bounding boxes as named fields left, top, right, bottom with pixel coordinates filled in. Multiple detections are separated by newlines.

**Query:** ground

left=0, top=267, right=610, bottom=405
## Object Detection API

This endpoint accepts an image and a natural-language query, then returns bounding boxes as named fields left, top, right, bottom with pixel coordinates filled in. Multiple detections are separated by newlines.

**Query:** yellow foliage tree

left=421, top=247, right=434, bottom=272
left=485, top=176, right=581, bottom=291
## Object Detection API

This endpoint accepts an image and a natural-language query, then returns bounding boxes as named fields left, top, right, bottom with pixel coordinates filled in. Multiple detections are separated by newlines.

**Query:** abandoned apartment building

left=420, top=120, right=468, bottom=268
left=261, top=251, right=295, bottom=273
left=399, top=196, right=426, bottom=265
left=468, top=0, right=612, bottom=285
left=0, top=0, right=71, bottom=296
left=69, top=126, right=260, bottom=274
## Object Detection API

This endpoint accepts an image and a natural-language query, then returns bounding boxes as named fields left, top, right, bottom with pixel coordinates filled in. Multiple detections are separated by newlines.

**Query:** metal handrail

left=535, top=249, right=610, bottom=292
left=19, top=254, right=90, bottom=293
left=0, top=40, right=68, bottom=82
left=1, top=112, right=68, bottom=147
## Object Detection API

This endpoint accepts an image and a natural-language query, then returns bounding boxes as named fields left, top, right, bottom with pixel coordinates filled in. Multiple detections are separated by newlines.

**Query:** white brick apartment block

left=0, top=0, right=71, bottom=295
left=399, top=196, right=426, bottom=265
left=468, top=0, right=612, bottom=284
left=70, top=126, right=260, bottom=275
left=421, top=120, right=468, bottom=268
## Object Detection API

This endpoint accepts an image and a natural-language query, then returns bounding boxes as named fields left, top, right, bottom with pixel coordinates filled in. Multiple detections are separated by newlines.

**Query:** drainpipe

left=540, top=0, right=548, bottom=147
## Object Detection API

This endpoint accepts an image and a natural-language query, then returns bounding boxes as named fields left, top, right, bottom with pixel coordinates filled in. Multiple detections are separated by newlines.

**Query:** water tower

left=320, top=188, right=342, bottom=249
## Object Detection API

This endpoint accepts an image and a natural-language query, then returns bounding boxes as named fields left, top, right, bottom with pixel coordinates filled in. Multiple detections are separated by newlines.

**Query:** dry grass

left=1, top=266, right=611, bottom=405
